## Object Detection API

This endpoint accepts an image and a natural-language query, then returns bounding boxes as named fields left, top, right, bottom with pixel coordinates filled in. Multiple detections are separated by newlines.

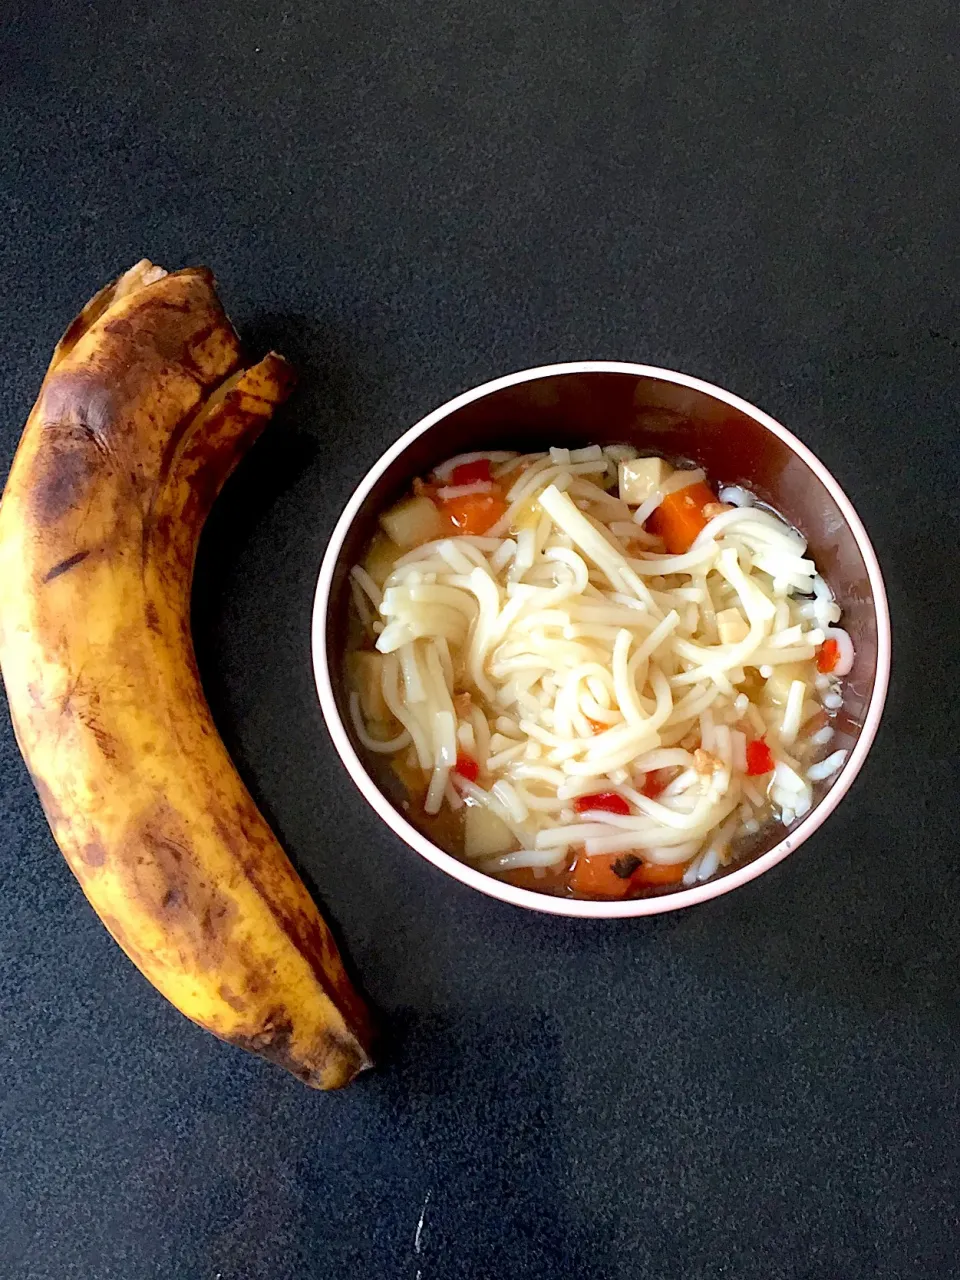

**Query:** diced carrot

left=574, top=792, right=631, bottom=816
left=641, top=768, right=675, bottom=799
left=817, top=638, right=840, bottom=674
left=449, top=459, right=493, bottom=486
left=632, top=860, right=688, bottom=887
left=745, top=739, right=774, bottom=776
left=587, top=717, right=610, bottom=735
left=569, top=851, right=638, bottom=898
left=453, top=752, right=479, bottom=783
left=441, top=491, right=508, bottom=536
left=647, top=481, right=717, bottom=553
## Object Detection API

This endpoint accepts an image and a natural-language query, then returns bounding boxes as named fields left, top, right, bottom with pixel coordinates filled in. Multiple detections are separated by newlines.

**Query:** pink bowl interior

left=318, top=365, right=888, bottom=915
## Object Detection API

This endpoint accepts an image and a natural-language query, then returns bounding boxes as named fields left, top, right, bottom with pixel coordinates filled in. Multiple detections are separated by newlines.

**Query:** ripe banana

left=0, top=261, right=371, bottom=1088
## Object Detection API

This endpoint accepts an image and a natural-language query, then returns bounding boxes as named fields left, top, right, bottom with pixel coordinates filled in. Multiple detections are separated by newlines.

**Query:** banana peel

left=0, top=262, right=372, bottom=1089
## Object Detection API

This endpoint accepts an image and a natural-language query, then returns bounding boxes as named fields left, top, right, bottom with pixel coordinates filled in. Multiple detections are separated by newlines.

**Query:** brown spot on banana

left=80, top=840, right=108, bottom=868
left=144, top=601, right=162, bottom=634
left=43, top=550, right=90, bottom=582
left=0, top=262, right=372, bottom=1089
left=29, top=431, right=104, bottom=527
left=217, top=983, right=248, bottom=1014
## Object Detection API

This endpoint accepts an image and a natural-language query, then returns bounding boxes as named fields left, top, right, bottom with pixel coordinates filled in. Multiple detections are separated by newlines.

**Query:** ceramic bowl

left=312, top=362, right=890, bottom=917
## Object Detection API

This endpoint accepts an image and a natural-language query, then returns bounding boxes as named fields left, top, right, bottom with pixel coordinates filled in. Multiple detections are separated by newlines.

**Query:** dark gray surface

left=1, top=2, right=958, bottom=1277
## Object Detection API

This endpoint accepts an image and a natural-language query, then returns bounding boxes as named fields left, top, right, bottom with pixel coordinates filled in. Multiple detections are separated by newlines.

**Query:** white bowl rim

left=311, top=361, right=892, bottom=918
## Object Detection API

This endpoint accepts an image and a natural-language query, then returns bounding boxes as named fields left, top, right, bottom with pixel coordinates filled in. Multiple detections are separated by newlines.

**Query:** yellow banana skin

left=0, top=262, right=371, bottom=1089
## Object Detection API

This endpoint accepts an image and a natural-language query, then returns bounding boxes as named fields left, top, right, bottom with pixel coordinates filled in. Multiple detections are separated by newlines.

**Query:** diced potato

left=464, top=805, right=516, bottom=859
left=363, top=533, right=401, bottom=587
left=716, top=607, right=749, bottom=645
left=380, top=495, right=447, bottom=549
left=762, top=661, right=813, bottom=708
left=618, top=456, right=672, bottom=505
left=350, top=651, right=389, bottom=722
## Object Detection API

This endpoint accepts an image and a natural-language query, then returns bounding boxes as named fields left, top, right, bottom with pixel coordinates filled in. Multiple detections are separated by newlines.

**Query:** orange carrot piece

left=647, top=481, right=717, bottom=553
left=441, top=491, right=508, bottom=536
left=632, top=860, right=688, bottom=887
left=570, top=852, right=638, bottom=898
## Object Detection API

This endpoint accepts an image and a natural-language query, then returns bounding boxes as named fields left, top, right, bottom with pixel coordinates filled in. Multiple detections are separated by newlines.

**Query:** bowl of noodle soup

left=312, top=363, right=890, bottom=917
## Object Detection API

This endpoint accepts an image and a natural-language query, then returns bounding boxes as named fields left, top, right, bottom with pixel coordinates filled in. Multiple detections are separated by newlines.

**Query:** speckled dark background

left=1, top=2, right=959, bottom=1277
